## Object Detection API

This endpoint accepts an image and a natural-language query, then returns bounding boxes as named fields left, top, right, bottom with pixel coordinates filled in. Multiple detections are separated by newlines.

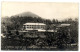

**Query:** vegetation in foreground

left=1, top=15, right=78, bottom=50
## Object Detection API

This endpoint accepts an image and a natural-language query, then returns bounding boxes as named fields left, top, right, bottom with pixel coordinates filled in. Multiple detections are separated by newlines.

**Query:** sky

left=2, top=2, right=79, bottom=20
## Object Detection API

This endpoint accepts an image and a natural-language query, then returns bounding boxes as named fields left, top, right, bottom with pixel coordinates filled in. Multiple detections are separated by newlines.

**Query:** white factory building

left=23, top=23, right=46, bottom=31
left=23, top=23, right=70, bottom=32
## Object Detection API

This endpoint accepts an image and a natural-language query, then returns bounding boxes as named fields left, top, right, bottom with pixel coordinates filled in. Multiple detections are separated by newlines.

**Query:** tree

left=56, top=27, right=71, bottom=50
left=52, top=19, right=56, bottom=24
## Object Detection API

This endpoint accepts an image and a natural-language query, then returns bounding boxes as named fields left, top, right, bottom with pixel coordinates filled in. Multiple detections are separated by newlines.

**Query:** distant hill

left=15, top=12, right=40, bottom=17
left=1, top=11, right=47, bottom=31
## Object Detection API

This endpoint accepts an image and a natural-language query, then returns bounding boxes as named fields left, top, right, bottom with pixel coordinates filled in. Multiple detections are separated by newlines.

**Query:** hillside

left=15, top=12, right=40, bottom=17
left=1, top=11, right=78, bottom=47
left=1, top=12, right=48, bottom=32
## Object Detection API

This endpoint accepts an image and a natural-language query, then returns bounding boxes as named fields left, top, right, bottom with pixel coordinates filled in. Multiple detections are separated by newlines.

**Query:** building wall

left=23, top=24, right=45, bottom=30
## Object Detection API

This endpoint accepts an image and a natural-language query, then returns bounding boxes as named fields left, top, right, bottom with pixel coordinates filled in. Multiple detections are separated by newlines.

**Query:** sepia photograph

left=1, top=2, right=78, bottom=51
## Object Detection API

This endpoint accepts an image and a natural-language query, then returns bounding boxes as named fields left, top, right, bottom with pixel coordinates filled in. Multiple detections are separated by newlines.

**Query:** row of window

left=25, top=25, right=45, bottom=27
left=26, top=26, right=45, bottom=29
left=23, top=25, right=45, bottom=29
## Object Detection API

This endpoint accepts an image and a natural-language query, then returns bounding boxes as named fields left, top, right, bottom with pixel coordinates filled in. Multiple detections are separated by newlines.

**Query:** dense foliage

left=1, top=16, right=78, bottom=50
